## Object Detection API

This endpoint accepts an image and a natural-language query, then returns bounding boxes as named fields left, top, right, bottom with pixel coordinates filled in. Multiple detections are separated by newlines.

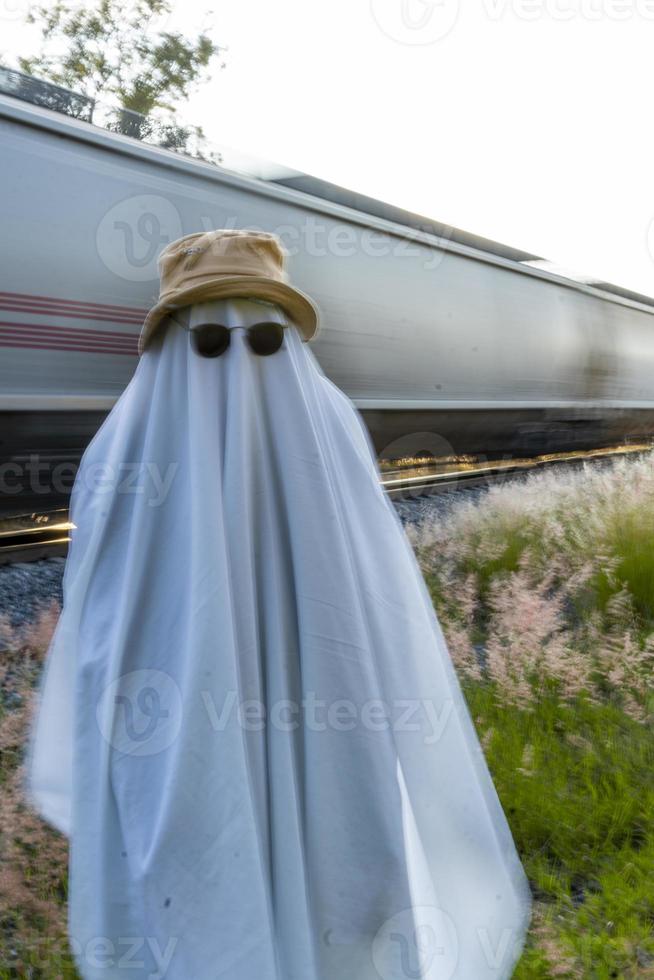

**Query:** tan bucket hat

left=139, top=228, right=320, bottom=355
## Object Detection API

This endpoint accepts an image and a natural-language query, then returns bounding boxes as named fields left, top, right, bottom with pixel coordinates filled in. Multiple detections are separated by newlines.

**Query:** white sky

left=4, top=0, right=654, bottom=296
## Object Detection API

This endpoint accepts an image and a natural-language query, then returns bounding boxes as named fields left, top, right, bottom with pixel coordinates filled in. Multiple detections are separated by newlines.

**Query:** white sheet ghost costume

left=28, top=296, right=532, bottom=980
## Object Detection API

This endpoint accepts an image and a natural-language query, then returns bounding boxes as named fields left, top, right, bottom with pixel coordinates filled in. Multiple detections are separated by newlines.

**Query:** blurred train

left=2, top=88, right=654, bottom=491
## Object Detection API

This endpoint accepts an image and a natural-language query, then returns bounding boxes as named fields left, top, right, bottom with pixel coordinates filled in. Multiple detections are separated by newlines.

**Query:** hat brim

left=138, top=276, right=320, bottom=355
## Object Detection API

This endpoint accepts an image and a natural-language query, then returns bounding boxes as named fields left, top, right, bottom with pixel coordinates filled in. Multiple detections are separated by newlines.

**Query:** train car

left=2, top=89, right=654, bottom=493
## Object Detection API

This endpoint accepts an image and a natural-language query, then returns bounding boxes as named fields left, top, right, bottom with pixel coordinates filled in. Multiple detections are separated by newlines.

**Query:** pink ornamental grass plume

left=484, top=565, right=591, bottom=709
left=410, top=451, right=654, bottom=716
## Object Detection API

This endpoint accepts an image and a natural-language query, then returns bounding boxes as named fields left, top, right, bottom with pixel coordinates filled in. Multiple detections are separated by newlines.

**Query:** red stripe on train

left=0, top=320, right=138, bottom=344
left=0, top=303, right=144, bottom=325
left=0, top=291, right=149, bottom=316
left=0, top=338, right=137, bottom=355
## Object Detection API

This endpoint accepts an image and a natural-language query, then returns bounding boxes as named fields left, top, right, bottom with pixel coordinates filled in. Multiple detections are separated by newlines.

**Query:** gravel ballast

left=0, top=558, right=65, bottom=629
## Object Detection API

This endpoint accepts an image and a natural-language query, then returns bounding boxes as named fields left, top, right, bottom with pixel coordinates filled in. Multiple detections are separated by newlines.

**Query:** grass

left=470, top=686, right=654, bottom=977
left=0, top=606, right=78, bottom=979
left=2, top=451, right=654, bottom=976
left=412, top=450, right=654, bottom=976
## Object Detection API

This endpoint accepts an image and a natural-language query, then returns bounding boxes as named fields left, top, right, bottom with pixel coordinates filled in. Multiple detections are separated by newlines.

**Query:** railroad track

left=0, top=445, right=651, bottom=564
left=380, top=444, right=653, bottom=500
left=0, top=509, right=73, bottom=565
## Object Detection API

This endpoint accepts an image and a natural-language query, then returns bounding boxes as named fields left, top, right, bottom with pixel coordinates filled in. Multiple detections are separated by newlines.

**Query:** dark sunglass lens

left=247, top=322, right=284, bottom=356
left=191, top=324, right=230, bottom=358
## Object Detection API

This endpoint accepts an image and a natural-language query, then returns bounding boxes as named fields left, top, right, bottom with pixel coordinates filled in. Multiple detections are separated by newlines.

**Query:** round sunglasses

left=168, top=313, right=287, bottom=358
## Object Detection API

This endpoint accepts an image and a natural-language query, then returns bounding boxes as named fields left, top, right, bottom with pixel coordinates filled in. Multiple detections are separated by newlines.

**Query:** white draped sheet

left=28, top=313, right=532, bottom=980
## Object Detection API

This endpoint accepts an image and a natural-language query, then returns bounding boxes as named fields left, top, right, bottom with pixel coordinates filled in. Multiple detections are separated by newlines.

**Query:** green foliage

left=18, top=0, right=224, bottom=158
left=593, top=504, right=654, bottom=630
left=416, top=457, right=654, bottom=975
left=465, top=682, right=654, bottom=977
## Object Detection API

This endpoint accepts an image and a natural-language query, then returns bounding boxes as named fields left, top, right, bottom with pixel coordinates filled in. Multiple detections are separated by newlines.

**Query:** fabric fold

left=28, top=315, right=531, bottom=980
